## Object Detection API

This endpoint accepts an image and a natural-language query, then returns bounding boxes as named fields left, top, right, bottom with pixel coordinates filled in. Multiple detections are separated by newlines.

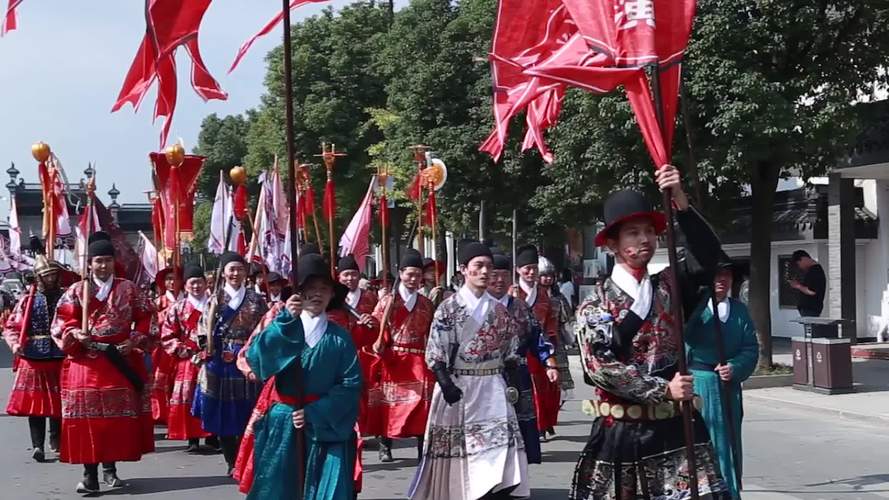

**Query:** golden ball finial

left=164, top=143, right=186, bottom=167
left=229, top=165, right=247, bottom=185
left=31, top=142, right=51, bottom=163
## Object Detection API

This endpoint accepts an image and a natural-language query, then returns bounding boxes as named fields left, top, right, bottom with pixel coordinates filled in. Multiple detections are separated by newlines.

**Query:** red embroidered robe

left=160, top=298, right=210, bottom=440
left=516, top=285, right=561, bottom=431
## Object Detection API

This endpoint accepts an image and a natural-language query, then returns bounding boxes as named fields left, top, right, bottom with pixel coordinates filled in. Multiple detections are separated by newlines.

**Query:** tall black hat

left=219, top=251, right=246, bottom=270
left=459, top=241, right=493, bottom=266
left=296, top=253, right=347, bottom=310
left=399, top=249, right=424, bottom=270
left=515, top=245, right=539, bottom=269
left=594, top=190, right=666, bottom=247
left=338, top=255, right=360, bottom=273
left=183, top=264, right=205, bottom=281
left=266, top=271, right=287, bottom=284
left=492, top=253, right=512, bottom=271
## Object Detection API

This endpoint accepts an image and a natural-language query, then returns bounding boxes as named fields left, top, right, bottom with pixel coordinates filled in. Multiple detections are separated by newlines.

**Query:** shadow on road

left=0, top=346, right=12, bottom=369
left=100, top=475, right=234, bottom=495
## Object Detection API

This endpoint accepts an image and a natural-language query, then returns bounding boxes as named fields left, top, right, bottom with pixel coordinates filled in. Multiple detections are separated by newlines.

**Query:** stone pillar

left=828, top=173, right=857, bottom=341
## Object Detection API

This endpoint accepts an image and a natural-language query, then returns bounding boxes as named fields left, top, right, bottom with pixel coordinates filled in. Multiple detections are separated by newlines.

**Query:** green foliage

left=189, top=200, right=212, bottom=253
left=193, top=113, right=252, bottom=200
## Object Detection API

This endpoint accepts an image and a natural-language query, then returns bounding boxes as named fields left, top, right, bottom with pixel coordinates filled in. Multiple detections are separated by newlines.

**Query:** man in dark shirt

left=788, top=250, right=826, bottom=317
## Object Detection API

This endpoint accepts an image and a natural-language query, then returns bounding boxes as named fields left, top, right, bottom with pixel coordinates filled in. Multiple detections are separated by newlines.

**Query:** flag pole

left=650, top=65, right=700, bottom=499
left=511, top=209, right=517, bottom=286
left=81, top=175, right=96, bottom=337
left=378, top=165, right=390, bottom=290
left=709, top=289, right=743, bottom=490
left=280, top=1, right=305, bottom=497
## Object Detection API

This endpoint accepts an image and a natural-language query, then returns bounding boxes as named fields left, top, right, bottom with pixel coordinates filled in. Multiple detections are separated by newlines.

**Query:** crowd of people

left=2, top=165, right=767, bottom=499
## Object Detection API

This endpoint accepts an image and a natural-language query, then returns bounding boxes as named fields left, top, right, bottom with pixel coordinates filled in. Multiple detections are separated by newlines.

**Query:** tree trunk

left=748, top=160, right=780, bottom=371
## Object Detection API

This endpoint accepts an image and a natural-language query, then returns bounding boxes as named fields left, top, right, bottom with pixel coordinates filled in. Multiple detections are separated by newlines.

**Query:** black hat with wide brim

left=296, top=254, right=347, bottom=311
left=594, top=190, right=667, bottom=247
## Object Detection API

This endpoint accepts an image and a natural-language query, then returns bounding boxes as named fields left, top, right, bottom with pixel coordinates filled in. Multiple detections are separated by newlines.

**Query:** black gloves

left=431, top=362, right=463, bottom=405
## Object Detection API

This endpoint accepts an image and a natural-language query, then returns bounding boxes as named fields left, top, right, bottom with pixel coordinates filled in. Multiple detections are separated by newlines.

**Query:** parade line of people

left=1, top=165, right=759, bottom=499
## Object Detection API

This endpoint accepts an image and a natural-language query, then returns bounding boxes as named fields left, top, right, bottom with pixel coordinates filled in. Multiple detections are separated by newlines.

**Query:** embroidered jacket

left=574, top=207, right=723, bottom=406
left=515, top=286, right=559, bottom=345
left=505, top=296, right=552, bottom=365
left=198, top=288, right=268, bottom=348
left=3, top=288, right=65, bottom=360
left=51, top=278, right=156, bottom=355
left=372, top=292, right=435, bottom=351
left=160, top=299, right=204, bottom=358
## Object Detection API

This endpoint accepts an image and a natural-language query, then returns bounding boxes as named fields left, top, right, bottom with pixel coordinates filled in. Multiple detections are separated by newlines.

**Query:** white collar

left=92, top=276, right=113, bottom=302
left=223, top=283, right=246, bottom=310
left=300, top=311, right=328, bottom=348
left=346, top=288, right=361, bottom=309
left=399, top=283, right=418, bottom=312
left=165, top=290, right=181, bottom=302
left=611, top=264, right=653, bottom=319
left=519, top=279, right=537, bottom=306
left=187, top=294, right=208, bottom=313
left=707, top=297, right=731, bottom=323
left=459, top=285, right=492, bottom=325
left=494, top=293, right=510, bottom=307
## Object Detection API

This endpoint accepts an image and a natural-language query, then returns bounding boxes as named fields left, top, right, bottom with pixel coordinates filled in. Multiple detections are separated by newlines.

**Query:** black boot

left=416, top=436, right=424, bottom=462
left=48, top=418, right=61, bottom=453
left=205, top=434, right=221, bottom=452
left=186, top=438, right=201, bottom=453
left=378, top=437, right=393, bottom=463
left=102, top=462, right=124, bottom=488
left=27, top=417, right=46, bottom=462
left=76, top=464, right=100, bottom=495
left=220, top=436, right=240, bottom=476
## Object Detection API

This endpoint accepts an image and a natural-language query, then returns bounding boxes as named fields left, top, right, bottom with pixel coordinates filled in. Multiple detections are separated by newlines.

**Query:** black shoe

left=205, top=436, right=221, bottom=452
left=75, top=479, right=100, bottom=496
left=32, top=447, right=45, bottom=463
left=226, top=465, right=235, bottom=477
left=103, top=471, right=124, bottom=488
left=49, top=435, right=60, bottom=453
left=186, top=439, right=201, bottom=453
left=379, top=447, right=393, bottom=463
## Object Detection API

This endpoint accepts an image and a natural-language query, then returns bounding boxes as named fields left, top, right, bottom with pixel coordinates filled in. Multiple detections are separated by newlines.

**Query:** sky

left=0, top=0, right=400, bottom=217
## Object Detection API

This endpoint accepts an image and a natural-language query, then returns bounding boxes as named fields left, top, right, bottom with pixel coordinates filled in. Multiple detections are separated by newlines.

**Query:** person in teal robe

left=236, top=253, right=361, bottom=500
left=685, top=256, right=759, bottom=499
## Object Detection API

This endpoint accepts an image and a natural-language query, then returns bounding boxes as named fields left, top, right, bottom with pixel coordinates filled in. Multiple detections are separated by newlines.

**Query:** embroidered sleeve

left=502, top=308, right=520, bottom=364
left=522, top=301, right=553, bottom=363
left=425, top=299, right=458, bottom=369
left=51, top=284, right=86, bottom=355
left=575, top=290, right=668, bottom=405
left=371, top=294, right=393, bottom=346
left=2, top=293, right=29, bottom=350
left=128, top=282, right=156, bottom=348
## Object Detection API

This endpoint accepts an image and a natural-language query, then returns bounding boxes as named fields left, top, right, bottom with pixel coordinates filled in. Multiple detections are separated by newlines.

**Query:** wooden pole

left=650, top=66, right=700, bottom=499
left=280, top=1, right=305, bottom=496
left=379, top=167, right=390, bottom=290
left=709, top=289, right=743, bottom=490
left=81, top=177, right=96, bottom=336
left=512, top=209, right=517, bottom=286
left=428, top=179, right=439, bottom=288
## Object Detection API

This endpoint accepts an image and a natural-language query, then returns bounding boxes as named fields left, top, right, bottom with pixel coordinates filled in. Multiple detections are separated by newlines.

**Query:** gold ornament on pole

left=31, top=142, right=51, bottom=163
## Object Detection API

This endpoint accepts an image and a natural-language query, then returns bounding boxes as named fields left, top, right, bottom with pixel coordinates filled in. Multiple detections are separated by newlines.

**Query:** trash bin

left=792, top=318, right=854, bottom=394
left=811, top=338, right=853, bottom=394
left=791, top=337, right=810, bottom=387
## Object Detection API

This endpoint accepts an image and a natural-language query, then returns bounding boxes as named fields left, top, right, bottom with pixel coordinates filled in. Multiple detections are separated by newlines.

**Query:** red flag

left=2, top=0, right=22, bottom=35
left=93, top=197, right=144, bottom=282
left=151, top=196, right=165, bottom=252
left=113, top=0, right=228, bottom=148
left=229, top=0, right=328, bottom=73
left=150, top=152, right=204, bottom=250
left=305, top=186, right=317, bottom=219
left=323, top=178, right=336, bottom=221
left=480, top=0, right=575, bottom=162
left=337, top=177, right=377, bottom=272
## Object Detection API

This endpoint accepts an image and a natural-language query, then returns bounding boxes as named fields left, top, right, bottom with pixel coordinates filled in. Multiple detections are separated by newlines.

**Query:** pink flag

left=229, top=0, right=328, bottom=73
left=338, top=176, right=377, bottom=273
left=135, top=230, right=159, bottom=288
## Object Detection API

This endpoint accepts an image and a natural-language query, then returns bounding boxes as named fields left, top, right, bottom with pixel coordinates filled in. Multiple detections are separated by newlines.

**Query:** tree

left=681, top=0, right=889, bottom=369
left=193, top=113, right=253, bottom=200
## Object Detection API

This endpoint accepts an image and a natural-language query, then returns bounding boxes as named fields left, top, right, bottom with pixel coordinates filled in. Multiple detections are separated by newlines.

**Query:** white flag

left=208, top=172, right=231, bottom=255
left=137, top=231, right=159, bottom=286
left=338, top=176, right=377, bottom=272
left=8, top=197, right=21, bottom=258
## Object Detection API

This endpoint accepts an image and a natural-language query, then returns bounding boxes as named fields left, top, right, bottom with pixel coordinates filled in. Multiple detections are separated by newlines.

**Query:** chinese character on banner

left=615, top=0, right=655, bottom=30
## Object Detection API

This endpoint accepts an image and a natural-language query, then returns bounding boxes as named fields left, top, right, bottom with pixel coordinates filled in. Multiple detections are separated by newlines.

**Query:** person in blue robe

left=686, top=255, right=759, bottom=499
left=235, top=253, right=361, bottom=500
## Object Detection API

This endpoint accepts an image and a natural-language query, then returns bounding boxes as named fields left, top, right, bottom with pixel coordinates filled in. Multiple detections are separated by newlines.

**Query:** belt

left=586, top=397, right=702, bottom=422
left=276, top=393, right=322, bottom=406
left=28, top=334, right=52, bottom=339
left=689, top=361, right=717, bottom=371
left=391, top=346, right=425, bottom=355
left=221, top=338, right=246, bottom=346
left=453, top=367, right=502, bottom=376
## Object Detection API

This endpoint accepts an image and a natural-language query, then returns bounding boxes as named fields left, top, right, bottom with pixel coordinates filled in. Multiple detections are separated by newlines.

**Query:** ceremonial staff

left=421, top=157, right=447, bottom=288
left=317, top=143, right=346, bottom=277
left=373, top=216, right=420, bottom=352
left=651, top=67, right=699, bottom=498
left=377, top=164, right=391, bottom=290
left=511, top=209, right=517, bottom=286
left=32, top=142, right=54, bottom=259
left=164, top=143, right=186, bottom=296
left=80, top=176, right=96, bottom=339
left=410, top=145, right=429, bottom=254
left=280, top=1, right=305, bottom=496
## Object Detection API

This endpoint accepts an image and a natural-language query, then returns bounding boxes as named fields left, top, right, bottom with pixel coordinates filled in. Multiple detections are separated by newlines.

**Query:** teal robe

left=246, top=310, right=361, bottom=500
left=686, top=295, right=759, bottom=500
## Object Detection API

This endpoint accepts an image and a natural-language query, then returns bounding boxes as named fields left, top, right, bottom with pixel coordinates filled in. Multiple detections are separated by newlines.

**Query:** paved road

left=2, top=348, right=888, bottom=499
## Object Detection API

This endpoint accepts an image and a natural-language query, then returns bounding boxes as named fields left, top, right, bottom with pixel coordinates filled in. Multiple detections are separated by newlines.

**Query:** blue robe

left=246, top=310, right=361, bottom=500
left=686, top=295, right=759, bottom=500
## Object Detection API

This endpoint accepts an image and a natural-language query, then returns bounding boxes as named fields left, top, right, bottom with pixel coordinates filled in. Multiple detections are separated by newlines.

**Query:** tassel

left=234, top=184, right=248, bottom=221
left=380, top=194, right=389, bottom=228
left=323, top=178, right=336, bottom=221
